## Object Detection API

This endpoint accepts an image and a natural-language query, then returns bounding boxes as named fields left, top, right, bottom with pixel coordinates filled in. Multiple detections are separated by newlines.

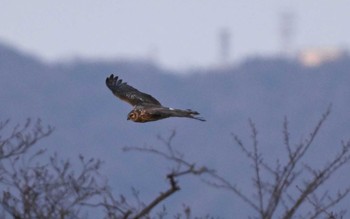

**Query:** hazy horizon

left=1, top=1, right=349, bottom=70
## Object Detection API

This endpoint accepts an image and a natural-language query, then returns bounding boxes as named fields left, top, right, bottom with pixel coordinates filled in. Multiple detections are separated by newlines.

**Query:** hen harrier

left=106, top=74, right=205, bottom=123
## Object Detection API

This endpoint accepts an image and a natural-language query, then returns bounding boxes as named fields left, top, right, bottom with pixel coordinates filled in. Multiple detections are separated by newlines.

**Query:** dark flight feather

left=106, top=74, right=161, bottom=106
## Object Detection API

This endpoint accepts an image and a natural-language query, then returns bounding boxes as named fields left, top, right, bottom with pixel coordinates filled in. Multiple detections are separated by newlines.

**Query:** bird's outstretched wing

left=106, top=74, right=161, bottom=107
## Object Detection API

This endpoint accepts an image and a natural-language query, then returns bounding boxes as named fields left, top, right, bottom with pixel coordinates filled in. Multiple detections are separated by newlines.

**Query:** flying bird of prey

left=106, top=74, right=205, bottom=123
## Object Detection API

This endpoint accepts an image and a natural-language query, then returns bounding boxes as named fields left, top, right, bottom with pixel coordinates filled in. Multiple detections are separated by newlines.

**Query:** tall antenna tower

left=280, top=11, right=295, bottom=57
left=218, top=28, right=231, bottom=66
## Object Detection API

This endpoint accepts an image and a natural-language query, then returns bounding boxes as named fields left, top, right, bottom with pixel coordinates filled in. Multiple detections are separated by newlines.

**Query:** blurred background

left=1, top=0, right=350, bottom=218
left=1, top=0, right=349, bottom=69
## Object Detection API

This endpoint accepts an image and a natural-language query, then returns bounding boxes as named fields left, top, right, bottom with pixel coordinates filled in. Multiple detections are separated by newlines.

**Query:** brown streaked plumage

left=105, top=74, right=205, bottom=123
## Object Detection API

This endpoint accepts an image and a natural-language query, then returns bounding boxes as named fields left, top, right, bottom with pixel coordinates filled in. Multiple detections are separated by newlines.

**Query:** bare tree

left=100, top=130, right=211, bottom=219
left=0, top=119, right=53, bottom=160
left=122, top=107, right=350, bottom=218
left=0, top=119, right=108, bottom=219
left=2, top=106, right=349, bottom=219
left=204, top=106, right=350, bottom=219
left=0, top=119, right=211, bottom=219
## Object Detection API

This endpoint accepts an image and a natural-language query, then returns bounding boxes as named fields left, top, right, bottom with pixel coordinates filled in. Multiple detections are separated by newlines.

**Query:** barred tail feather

left=171, top=108, right=206, bottom=121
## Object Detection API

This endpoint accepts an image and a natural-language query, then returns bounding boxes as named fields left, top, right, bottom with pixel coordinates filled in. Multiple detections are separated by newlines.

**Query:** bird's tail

left=169, top=108, right=206, bottom=121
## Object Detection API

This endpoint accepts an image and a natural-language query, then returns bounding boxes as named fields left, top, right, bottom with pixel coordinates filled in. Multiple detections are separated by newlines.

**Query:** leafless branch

left=204, top=171, right=260, bottom=212
left=0, top=119, right=108, bottom=219
left=121, top=130, right=211, bottom=218
left=133, top=173, right=179, bottom=219
left=0, top=119, right=53, bottom=160
left=297, top=186, right=349, bottom=219
left=204, top=105, right=350, bottom=219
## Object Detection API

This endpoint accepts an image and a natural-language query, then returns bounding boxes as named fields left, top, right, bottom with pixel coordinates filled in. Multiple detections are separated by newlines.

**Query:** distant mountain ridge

left=1, top=41, right=350, bottom=217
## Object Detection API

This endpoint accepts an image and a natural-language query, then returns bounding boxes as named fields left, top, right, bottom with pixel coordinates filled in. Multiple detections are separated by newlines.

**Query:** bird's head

left=127, top=111, right=139, bottom=121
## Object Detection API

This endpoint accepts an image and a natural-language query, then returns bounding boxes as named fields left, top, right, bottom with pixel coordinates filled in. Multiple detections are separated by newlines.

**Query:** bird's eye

left=128, top=112, right=137, bottom=120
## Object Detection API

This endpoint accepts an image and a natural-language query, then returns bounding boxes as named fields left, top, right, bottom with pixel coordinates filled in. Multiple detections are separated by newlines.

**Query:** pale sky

left=1, top=0, right=349, bottom=69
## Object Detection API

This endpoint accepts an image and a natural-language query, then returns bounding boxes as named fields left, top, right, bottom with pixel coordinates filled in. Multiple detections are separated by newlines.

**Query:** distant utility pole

left=279, top=11, right=295, bottom=57
left=218, top=28, right=231, bottom=66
